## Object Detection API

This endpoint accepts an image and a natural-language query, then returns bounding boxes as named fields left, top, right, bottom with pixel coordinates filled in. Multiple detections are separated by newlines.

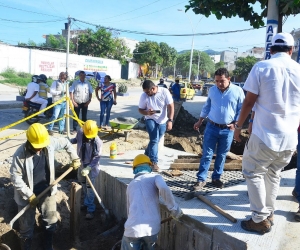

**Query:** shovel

left=9, top=166, right=74, bottom=229
left=185, top=192, right=237, bottom=223
left=85, top=175, right=110, bottom=216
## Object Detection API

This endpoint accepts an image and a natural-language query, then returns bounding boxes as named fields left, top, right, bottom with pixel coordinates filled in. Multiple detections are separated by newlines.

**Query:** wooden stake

left=70, top=182, right=82, bottom=245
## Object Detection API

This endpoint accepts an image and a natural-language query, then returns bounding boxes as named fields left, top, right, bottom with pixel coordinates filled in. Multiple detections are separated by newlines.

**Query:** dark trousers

left=73, top=102, right=88, bottom=130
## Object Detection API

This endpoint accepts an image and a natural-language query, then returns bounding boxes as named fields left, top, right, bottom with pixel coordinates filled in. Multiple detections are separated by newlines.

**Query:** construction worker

left=70, top=120, right=103, bottom=220
left=10, top=123, right=81, bottom=250
left=121, top=154, right=182, bottom=250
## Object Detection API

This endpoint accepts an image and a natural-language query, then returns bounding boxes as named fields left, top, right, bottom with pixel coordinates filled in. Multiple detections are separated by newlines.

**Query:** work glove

left=72, top=158, right=81, bottom=170
left=171, top=207, right=183, bottom=221
left=28, top=194, right=39, bottom=208
left=81, top=166, right=91, bottom=176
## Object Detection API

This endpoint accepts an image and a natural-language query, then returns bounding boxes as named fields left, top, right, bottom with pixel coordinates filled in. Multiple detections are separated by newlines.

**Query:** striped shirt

left=39, top=82, right=50, bottom=100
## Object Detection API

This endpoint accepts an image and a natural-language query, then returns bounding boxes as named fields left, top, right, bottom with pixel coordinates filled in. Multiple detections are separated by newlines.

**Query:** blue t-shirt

left=171, top=83, right=181, bottom=98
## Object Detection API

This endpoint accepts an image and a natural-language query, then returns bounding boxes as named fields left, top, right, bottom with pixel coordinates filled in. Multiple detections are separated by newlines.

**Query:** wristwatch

left=167, top=119, right=173, bottom=123
left=234, top=123, right=242, bottom=130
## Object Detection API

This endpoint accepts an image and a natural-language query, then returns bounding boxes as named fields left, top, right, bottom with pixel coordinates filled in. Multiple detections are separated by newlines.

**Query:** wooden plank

left=174, top=159, right=242, bottom=164
left=177, top=154, right=243, bottom=160
left=170, top=162, right=242, bottom=171
left=70, top=182, right=82, bottom=245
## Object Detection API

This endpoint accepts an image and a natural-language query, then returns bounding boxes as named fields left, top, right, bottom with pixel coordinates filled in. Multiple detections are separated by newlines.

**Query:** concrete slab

left=97, top=147, right=299, bottom=250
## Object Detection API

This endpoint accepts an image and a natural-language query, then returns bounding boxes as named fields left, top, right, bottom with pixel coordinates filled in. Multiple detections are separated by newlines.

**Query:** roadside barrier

left=0, top=96, right=111, bottom=141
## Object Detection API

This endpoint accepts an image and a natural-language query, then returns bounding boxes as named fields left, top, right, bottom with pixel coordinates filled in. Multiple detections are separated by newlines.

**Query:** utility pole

left=264, top=0, right=279, bottom=60
left=65, top=16, right=71, bottom=138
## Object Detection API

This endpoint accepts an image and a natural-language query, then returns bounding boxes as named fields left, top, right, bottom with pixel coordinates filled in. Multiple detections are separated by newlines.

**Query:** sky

left=1, top=0, right=300, bottom=54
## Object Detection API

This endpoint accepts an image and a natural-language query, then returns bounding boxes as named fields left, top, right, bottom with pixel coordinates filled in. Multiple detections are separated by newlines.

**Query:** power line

left=0, top=3, right=63, bottom=18
left=73, top=18, right=265, bottom=37
left=96, top=0, right=187, bottom=24
left=98, top=0, right=161, bottom=20
left=0, top=17, right=66, bottom=23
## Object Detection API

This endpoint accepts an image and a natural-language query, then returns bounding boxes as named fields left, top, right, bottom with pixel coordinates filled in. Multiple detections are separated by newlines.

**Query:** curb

left=0, top=101, right=23, bottom=109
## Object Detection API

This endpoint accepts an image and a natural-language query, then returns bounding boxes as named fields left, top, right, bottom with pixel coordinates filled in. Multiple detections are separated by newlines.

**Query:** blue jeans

left=100, top=99, right=113, bottom=126
left=48, top=102, right=66, bottom=132
left=295, top=132, right=300, bottom=203
left=121, top=234, right=158, bottom=250
left=145, top=119, right=166, bottom=164
left=197, top=122, right=234, bottom=182
left=173, top=97, right=180, bottom=102
left=78, top=168, right=96, bottom=213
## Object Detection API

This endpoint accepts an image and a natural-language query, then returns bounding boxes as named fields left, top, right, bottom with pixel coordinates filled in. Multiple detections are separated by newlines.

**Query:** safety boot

left=44, top=230, right=54, bottom=250
left=241, top=218, right=272, bottom=234
left=20, top=237, right=32, bottom=250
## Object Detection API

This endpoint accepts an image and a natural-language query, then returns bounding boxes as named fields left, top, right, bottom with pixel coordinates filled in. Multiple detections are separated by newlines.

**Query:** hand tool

left=85, top=175, right=110, bottom=216
left=9, top=166, right=74, bottom=229
left=185, top=192, right=237, bottom=223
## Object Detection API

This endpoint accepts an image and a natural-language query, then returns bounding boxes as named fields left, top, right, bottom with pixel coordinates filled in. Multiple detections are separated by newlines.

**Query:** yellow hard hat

left=175, top=77, right=180, bottom=81
left=133, top=154, right=152, bottom=169
left=83, top=120, right=98, bottom=138
left=26, top=123, right=50, bottom=148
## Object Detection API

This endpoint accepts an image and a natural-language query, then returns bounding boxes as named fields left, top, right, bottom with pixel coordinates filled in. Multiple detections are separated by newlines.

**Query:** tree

left=215, top=61, right=225, bottom=69
left=47, top=34, right=60, bottom=49
left=233, top=56, right=257, bottom=80
left=159, top=42, right=178, bottom=68
left=133, top=40, right=163, bottom=75
left=186, top=0, right=300, bottom=31
left=78, top=28, right=130, bottom=64
left=28, top=40, right=36, bottom=46
left=175, top=50, right=215, bottom=79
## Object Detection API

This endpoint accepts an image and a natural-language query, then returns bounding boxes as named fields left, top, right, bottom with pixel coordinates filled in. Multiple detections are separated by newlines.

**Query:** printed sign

left=39, top=61, right=55, bottom=72
left=264, top=20, right=278, bottom=60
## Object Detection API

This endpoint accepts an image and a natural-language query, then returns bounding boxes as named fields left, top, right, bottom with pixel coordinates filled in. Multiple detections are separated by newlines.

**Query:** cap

left=271, top=32, right=294, bottom=46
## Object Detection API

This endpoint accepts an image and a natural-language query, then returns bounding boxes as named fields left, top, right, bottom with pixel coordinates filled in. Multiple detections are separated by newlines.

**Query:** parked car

left=180, top=82, right=195, bottom=101
left=202, top=83, right=215, bottom=96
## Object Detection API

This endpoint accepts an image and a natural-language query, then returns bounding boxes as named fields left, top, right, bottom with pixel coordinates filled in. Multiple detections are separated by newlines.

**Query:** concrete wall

left=128, top=62, right=140, bottom=79
left=96, top=170, right=248, bottom=250
left=0, top=44, right=123, bottom=80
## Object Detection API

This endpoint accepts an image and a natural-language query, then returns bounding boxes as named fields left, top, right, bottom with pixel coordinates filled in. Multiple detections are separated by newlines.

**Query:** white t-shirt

left=244, top=52, right=300, bottom=151
left=138, top=87, right=173, bottom=124
left=124, top=173, right=179, bottom=238
left=25, top=82, right=39, bottom=101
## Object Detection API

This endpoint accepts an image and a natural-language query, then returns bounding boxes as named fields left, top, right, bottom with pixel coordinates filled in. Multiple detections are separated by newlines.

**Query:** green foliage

left=118, top=83, right=128, bottom=93
left=133, top=40, right=163, bottom=67
left=0, top=67, right=18, bottom=78
left=215, top=61, right=225, bottom=69
left=89, top=77, right=98, bottom=90
left=159, top=42, right=177, bottom=68
left=0, top=78, right=31, bottom=86
left=186, top=0, right=300, bottom=29
left=233, top=56, right=257, bottom=80
left=17, top=72, right=32, bottom=78
left=77, top=28, right=131, bottom=64
left=175, top=50, right=215, bottom=79
left=28, top=40, right=36, bottom=46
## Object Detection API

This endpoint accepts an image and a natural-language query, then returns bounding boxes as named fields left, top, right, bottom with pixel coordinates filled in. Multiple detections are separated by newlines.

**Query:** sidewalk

left=0, top=83, right=23, bottom=109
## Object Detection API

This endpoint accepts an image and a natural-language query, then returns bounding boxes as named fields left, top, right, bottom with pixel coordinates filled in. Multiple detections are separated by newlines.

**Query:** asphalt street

left=0, top=83, right=206, bottom=136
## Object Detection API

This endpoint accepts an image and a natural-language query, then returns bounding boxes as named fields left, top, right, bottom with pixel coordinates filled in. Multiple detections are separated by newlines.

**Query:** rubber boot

left=20, top=237, right=32, bottom=250
left=43, top=231, right=54, bottom=250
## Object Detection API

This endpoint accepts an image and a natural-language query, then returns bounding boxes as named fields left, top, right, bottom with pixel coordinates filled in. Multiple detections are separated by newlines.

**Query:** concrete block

left=16, top=96, right=25, bottom=101
left=212, top=228, right=247, bottom=250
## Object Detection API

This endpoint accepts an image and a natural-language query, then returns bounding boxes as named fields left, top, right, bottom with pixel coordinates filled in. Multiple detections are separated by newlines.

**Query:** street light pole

left=178, top=9, right=194, bottom=83
left=229, top=47, right=238, bottom=82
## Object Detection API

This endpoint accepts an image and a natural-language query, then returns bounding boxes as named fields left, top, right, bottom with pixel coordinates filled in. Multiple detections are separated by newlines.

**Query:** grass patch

left=0, top=78, right=31, bottom=86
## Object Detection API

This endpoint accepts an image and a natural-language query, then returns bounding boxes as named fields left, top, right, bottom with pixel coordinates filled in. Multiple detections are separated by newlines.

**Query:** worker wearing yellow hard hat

left=121, top=154, right=183, bottom=249
left=70, top=120, right=103, bottom=220
left=10, top=123, right=80, bottom=249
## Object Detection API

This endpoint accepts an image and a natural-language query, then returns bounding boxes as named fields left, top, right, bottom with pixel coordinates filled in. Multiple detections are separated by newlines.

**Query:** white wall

left=0, top=44, right=122, bottom=79
left=128, top=62, right=140, bottom=79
